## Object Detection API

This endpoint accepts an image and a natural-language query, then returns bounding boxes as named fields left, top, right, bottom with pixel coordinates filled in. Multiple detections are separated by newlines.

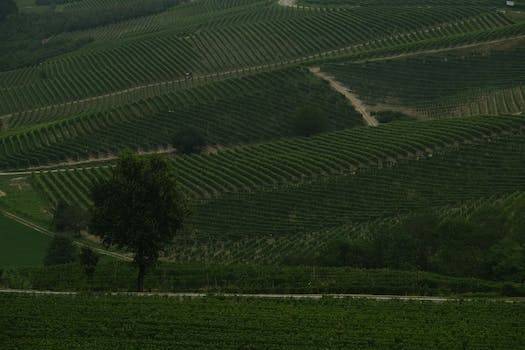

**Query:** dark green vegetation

left=1, top=0, right=525, bottom=316
left=90, top=152, right=188, bottom=291
left=0, top=0, right=17, bottom=21
left=43, top=235, right=77, bottom=266
left=2, top=261, right=523, bottom=296
left=2, top=293, right=525, bottom=349
left=0, top=214, right=51, bottom=267
left=294, top=198, right=525, bottom=283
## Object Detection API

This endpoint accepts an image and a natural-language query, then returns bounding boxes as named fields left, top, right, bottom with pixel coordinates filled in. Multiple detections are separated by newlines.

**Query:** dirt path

left=309, top=67, right=378, bottom=126
left=0, top=210, right=132, bottom=261
left=355, top=35, right=525, bottom=64
left=0, top=146, right=174, bottom=176
left=278, top=0, right=297, bottom=6
left=0, top=288, right=523, bottom=302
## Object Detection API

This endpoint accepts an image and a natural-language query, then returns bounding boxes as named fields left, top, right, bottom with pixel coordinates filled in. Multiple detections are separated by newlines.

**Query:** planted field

left=0, top=68, right=361, bottom=169
left=322, top=40, right=525, bottom=118
left=4, top=261, right=522, bottom=296
left=21, top=115, right=525, bottom=263
left=0, top=214, right=50, bottom=267
left=30, top=115, right=525, bottom=206
left=0, top=0, right=517, bottom=116
left=1, top=293, right=524, bottom=349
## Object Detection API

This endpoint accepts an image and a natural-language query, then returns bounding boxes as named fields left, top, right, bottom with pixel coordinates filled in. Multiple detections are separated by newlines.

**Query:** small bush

left=44, top=235, right=77, bottom=266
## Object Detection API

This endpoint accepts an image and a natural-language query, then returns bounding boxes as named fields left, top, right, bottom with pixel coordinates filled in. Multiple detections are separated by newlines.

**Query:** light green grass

left=0, top=214, right=51, bottom=267
left=0, top=175, right=52, bottom=226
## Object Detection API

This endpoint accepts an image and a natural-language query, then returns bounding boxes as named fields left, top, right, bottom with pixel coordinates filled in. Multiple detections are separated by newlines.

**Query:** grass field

left=1, top=293, right=524, bottom=349
left=0, top=214, right=50, bottom=267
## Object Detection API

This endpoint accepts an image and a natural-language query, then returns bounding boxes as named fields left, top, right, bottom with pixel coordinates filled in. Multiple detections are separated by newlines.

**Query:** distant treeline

left=288, top=198, right=525, bottom=283
left=0, top=0, right=179, bottom=71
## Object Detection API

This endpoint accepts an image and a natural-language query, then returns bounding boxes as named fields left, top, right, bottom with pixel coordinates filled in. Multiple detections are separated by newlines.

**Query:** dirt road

left=1, top=288, right=523, bottom=303
left=309, top=67, right=379, bottom=126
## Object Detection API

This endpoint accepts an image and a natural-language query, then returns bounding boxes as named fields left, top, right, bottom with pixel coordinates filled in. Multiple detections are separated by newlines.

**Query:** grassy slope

left=0, top=214, right=50, bottom=267
left=1, top=293, right=524, bottom=349
left=0, top=175, right=51, bottom=225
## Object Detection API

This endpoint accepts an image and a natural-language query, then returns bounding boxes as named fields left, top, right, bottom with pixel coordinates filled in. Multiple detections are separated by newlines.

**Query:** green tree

left=292, top=106, right=329, bottom=137
left=44, top=235, right=77, bottom=266
left=52, top=200, right=89, bottom=235
left=90, top=152, right=188, bottom=291
left=172, top=127, right=206, bottom=154
left=0, top=0, right=18, bottom=21
left=79, top=247, right=99, bottom=282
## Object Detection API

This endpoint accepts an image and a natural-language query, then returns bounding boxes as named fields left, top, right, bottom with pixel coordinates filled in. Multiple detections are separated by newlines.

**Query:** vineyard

left=1, top=293, right=524, bottom=349
left=10, top=115, right=524, bottom=263
left=2, top=0, right=525, bottom=337
left=321, top=39, right=525, bottom=119
left=0, top=0, right=519, bottom=116
left=0, top=68, right=361, bottom=169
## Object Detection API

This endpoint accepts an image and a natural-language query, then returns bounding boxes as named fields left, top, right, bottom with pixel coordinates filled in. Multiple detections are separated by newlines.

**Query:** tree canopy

left=44, top=235, right=77, bottom=266
left=52, top=200, right=89, bottom=235
left=0, top=0, right=17, bottom=21
left=90, top=152, right=188, bottom=291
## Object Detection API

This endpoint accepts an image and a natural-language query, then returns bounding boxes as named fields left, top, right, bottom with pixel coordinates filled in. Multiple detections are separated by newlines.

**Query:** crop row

left=2, top=293, right=524, bottom=349
left=0, top=1, right=510, bottom=115
left=322, top=43, right=525, bottom=118
left=31, top=115, right=525, bottom=203
left=0, top=68, right=359, bottom=169
left=188, top=131, right=525, bottom=237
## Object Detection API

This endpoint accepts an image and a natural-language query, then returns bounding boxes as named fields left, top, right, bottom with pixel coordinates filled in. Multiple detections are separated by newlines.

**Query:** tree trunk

left=137, top=264, right=146, bottom=292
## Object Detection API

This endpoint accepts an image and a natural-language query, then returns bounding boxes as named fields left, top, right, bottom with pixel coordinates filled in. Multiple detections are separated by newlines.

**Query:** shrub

left=79, top=247, right=99, bottom=281
left=44, top=235, right=77, bottom=266
left=52, top=200, right=89, bottom=235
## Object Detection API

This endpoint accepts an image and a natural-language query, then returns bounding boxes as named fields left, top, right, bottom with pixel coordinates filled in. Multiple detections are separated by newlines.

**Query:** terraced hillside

left=0, top=68, right=362, bottom=169
left=3, top=0, right=525, bottom=290
left=12, top=115, right=524, bottom=263
left=1, top=0, right=520, bottom=117
left=321, top=39, right=525, bottom=119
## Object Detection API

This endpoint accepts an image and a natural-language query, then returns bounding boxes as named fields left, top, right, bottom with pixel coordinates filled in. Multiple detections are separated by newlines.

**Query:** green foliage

left=3, top=261, right=525, bottom=296
left=90, top=152, right=188, bottom=291
left=43, top=235, right=77, bottom=266
left=0, top=0, right=17, bottom=21
left=52, top=200, right=89, bottom=235
left=2, top=293, right=525, bottom=349
left=173, top=127, right=206, bottom=154
left=78, top=247, right=99, bottom=281
left=310, top=199, right=525, bottom=282
left=292, top=106, right=329, bottom=137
